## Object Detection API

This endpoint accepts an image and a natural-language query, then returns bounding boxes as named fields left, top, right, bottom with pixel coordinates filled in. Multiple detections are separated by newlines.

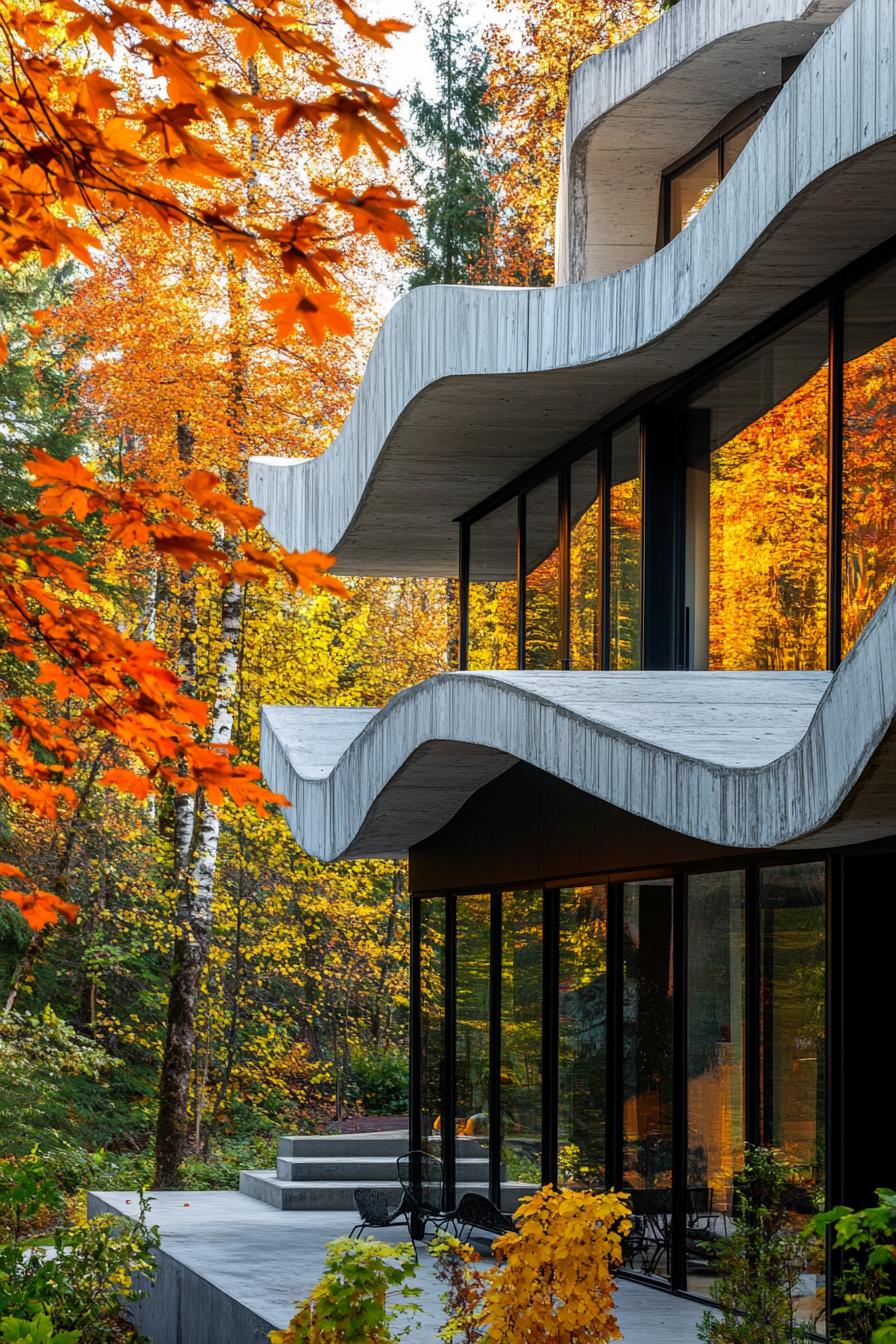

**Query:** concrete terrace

left=89, top=1190, right=716, bottom=1344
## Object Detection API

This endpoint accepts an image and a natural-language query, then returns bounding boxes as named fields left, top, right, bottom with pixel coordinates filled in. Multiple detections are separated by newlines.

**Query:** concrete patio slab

left=90, top=1189, right=716, bottom=1344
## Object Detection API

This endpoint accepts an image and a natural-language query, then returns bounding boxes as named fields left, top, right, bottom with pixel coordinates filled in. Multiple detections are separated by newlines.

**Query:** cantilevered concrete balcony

left=259, top=587, right=896, bottom=862
left=249, top=0, right=896, bottom=578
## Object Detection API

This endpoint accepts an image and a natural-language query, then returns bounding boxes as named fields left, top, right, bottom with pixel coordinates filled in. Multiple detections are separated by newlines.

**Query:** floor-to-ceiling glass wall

left=759, top=862, right=827, bottom=1327
left=841, top=254, right=896, bottom=655
left=455, top=894, right=492, bottom=1143
left=467, top=499, right=518, bottom=671
left=525, top=478, right=561, bottom=669
left=682, top=307, right=829, bottom=671
left=500, top=889, right=543, bottom=1198
left=419, top=897, right=446, bottom=1154
left=558, top=886, right=607, bottom=1189
left=609, top=421, right=642, bottom=669
left=686, top=870, right=746, bottom=1293
left=622, top=878, right=674, bottom=1279
left=569, top=449, right=602, bottom=669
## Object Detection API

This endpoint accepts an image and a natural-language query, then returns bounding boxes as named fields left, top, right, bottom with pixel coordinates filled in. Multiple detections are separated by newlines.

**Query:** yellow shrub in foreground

left=479, top=1185, right=632, bottom=1343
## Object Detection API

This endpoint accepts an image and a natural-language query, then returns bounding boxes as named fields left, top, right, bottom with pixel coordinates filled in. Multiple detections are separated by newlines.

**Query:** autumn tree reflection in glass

left=558, top=886, right=607, bottom=1190
left=570, top=449, right=602, bottom=669
left=609, top=421, right=642, bottom=669
left=468, top=498, right=518, bottom=670
left=683, top=307, right=829, bottom=670
left=525, top=477, right=560, bottom=668
left=842, top=256, right=896, bottom=654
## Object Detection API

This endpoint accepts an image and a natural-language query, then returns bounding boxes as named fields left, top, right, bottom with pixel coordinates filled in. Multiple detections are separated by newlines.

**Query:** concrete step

left=239, top=1171, right=536, bottom=1214
left=275, top=1155, right=491, bottom=1182
left=276, top=1133, right=488, bottom=1160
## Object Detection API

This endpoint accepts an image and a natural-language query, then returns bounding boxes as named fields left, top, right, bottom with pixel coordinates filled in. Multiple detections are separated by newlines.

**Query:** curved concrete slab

left=556, top=0, right=850, bottom=284
left=249, top=0, right=896, bottom=577
left=260, top=588, right=896, bottom=861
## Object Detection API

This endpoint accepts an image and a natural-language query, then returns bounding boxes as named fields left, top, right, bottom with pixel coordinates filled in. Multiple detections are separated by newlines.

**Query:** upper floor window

left=662, top=106, right=765, bottom=244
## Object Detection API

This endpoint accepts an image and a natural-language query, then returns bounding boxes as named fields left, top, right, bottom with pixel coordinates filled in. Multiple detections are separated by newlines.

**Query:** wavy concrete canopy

left=261, top=589, right=896, bottom=862
left=249, top=0, right=896, bottom=577
left=555, top=0, right=851, bottom=285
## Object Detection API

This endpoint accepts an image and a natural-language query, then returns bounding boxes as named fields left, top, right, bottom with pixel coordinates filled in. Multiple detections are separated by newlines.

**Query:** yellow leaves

left=329, top=0, right=412, bottom=48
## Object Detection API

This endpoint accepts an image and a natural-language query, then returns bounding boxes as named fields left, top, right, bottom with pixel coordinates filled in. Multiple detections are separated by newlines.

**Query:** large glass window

left=525, top=477, right=561, bottom=669
left=686, top=871, right=746, bottom=1293
left=609, top=421, right=642, bottom=669
left=569, top=449, right=602, bottom=669
left=558, top=886, right=607, bottom=1190
left=759, top=862, right=826, bottom=1325
left=500, top=890, right=543, bottom=1197
left=419, top=898, right=446, bottom=1151
left=683, top=306, right=829, bottom=670
left=842, top=256, right=896, bottom=654
left=468, top=500, right=518, bottom=670
left=666, top=110, right=764, bottom=241
left=622, top=878, right=674, bottom=1280
left=455, top=895, right=491, bottom=1142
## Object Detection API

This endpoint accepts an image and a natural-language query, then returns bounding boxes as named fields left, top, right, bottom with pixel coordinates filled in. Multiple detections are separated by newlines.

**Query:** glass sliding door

left=686, top=870, right=746, bottom=1293
left=609, top=421, right=642, bottom=669
left=525, top=477, right=561, bottom=668
left=500, top=889, right=543, bottom=1200
left=419, top=898, right=446, bottom=1153
left=759, top=862, right=826, bottom=1327
left=622, top=878, right=674, bottom=1279
left=468, top=500, right=518, bottom=670
left=569, top=449, right=602, bottom=669
left=841, top=255, right=896, bottom=654
left=455, top=894, right=492, bottom=1145
left=558, top=886, right=607, bottom=1190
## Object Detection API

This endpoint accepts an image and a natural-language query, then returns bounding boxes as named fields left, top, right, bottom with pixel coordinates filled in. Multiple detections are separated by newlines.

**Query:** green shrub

left=810, top=1188, right=896, bottom=1344
left=269, top=1236, right=420, bottom=1343
left=346, top=1051, right=408, bottom=1117
left=0, top=1156, right=158, bottom=1343
left=698, top=1145, right=820, bottom=1344
left=0, top=1314, right=79, bottom=1344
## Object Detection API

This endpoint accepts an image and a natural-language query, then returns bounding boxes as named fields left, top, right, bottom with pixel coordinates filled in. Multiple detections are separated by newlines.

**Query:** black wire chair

left=350, top=1187, right=418, bottom=1254
left=448, top=1191, right=516, bottom=1243
left=396, top=1149, right=448, bottom=1237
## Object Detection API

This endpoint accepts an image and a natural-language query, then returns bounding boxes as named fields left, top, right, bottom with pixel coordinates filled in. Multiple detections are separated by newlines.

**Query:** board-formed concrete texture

left=555, top=0, right=851, bottom=284
left=260, top=586, right=896, bottom=860
left=249, top=0, right=896, bottom=577
left=88, top=1191, right=717, bottom=1344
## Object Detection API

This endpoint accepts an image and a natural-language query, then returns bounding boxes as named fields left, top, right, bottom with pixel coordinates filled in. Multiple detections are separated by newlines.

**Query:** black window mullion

left=517, top=495, right=526, bottom=670
left=409, top=895, right=422, bottom=1155
left=825, top=856, right=844, bottom=1338
left=605, top=882, right=624, bottom=1190
left=443, top=893, right=457, bottom=1211
left=488, top=890, right=503, bottom=1205
left=541, top=888, right=560, bottom=1186
left=744, top=865, right=761, bottom=1150
left=827, top=286, right=845, bottom=670
left=559, top=468, right=571, bottom=670
left=671, top=871, right=688, bottom=1289
left=458, top=523, right=470, bottom=671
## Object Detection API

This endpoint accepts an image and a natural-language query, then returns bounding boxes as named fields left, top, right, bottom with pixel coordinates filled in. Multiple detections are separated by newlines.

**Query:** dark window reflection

left=842, top=255, right=896, bottom=654
left=669, top=146, right=719, bottom=239
left=468, top=500, right=518, bottom=670
left=525, top=477, right=561, bottom=668
left=455, top=894, right=491, bottom=1144
left=687, top=871, right=746, bottom=1294
left=500, top=890, right=543, bottom=1199
left=420, top=898, right=446, bottom=1156
left=570, top=450, right=602, bottom=669
left=558, top=886, right=607, bottom=1189
left=759, top=863, right=826, bottom=1326
left=623, top=879, right=674, bottom=1280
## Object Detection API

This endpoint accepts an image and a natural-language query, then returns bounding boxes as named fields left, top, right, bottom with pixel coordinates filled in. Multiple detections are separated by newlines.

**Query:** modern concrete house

left=247, top=0, right=896, bottom=1328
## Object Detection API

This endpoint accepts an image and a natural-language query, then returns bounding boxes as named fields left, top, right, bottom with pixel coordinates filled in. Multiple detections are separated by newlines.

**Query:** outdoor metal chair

left=396, top=1149, right=448, bottom=1237
left=448, top=1191, right=516, bottom=1243
left=350, top=1187, right=419, bottom=1259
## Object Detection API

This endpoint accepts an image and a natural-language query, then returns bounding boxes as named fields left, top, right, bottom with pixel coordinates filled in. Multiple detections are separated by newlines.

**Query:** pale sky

left=377, top=0, right=503, bottom=105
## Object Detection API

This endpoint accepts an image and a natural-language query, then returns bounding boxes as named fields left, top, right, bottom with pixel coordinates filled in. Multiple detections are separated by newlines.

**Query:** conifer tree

left=407, top=2, right=496, bottom=287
